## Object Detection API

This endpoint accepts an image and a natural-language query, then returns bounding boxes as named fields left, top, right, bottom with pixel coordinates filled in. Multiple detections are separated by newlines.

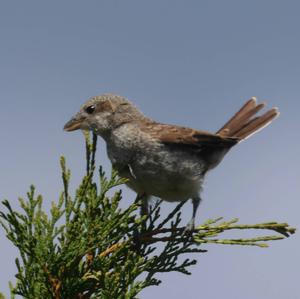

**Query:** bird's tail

left=216, top=97, right=279, bottom=140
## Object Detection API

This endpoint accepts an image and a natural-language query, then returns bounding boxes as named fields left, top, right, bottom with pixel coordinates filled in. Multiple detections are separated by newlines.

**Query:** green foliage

left=0, top=133, right=295, bottom=299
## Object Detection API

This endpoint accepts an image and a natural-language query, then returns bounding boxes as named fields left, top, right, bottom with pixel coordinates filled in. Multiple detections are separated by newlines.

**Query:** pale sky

left=0, top=1, right=299, bottom=298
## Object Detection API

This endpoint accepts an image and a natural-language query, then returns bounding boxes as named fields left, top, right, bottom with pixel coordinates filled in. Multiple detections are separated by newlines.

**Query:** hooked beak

left=63, top=115, right=85, bottom=132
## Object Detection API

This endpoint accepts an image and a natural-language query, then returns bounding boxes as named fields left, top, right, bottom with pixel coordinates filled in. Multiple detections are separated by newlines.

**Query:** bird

left=64, top=94, right=279, bottom=230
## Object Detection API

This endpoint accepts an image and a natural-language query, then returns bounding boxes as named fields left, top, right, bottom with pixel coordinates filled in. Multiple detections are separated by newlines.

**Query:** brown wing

left=140, top=122, right=238, bottom=149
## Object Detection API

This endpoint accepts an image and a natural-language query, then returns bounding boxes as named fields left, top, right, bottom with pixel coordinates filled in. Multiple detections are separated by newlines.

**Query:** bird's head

left=64, top=94, right=145, bottom=137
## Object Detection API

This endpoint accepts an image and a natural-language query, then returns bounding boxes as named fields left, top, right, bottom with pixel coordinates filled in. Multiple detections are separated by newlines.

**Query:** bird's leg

left=134, top=193, right=149, bottom=217
left=133, top=193, right=149, bottom=252
left=141, top=195, right=149, bottom=217
left=185, top=196, right=202, bottom=232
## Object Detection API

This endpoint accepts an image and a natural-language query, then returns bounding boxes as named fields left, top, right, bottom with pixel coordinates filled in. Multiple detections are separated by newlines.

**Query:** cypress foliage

left=0, top=133, right=295, bottom=299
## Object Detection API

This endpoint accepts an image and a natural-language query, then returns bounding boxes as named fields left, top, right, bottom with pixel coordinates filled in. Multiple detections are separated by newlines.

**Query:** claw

left=182, top=219, right=195, bottom=237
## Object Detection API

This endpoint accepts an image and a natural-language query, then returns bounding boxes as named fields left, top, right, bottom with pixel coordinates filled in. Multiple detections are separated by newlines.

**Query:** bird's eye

left=85, top=105, right=95, bottom=114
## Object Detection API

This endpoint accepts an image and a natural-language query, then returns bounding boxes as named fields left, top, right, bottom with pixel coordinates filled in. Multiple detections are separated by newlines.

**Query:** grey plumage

left=64, top=94, right=279, bottom=230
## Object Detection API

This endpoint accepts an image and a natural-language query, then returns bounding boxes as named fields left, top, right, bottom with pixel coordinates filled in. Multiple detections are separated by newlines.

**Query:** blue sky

left=0, top=1, right=299, bottom=298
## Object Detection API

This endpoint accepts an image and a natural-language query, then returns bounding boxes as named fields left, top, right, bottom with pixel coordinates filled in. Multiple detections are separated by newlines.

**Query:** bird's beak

left=63, top=115, right=85, bottom=132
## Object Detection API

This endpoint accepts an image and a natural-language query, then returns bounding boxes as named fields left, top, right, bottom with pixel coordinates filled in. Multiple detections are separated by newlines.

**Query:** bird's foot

left=182, top=219, right=195, bottom=238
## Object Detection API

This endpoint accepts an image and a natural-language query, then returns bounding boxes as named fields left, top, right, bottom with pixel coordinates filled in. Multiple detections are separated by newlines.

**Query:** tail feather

left=229, top=103, right=265, bottom=136
left=217, top=97, right=258, bottom=136
left=234, top=108, right=279, bottom=140
left=217, top=97, right=279, bottom=141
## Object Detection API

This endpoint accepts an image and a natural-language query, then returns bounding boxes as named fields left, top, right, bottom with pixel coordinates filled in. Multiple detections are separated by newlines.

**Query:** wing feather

left=141, top=122, right=238, bottom=149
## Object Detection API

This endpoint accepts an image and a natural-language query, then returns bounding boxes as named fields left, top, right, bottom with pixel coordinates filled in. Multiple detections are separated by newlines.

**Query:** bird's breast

left=106, top=126, right=206, bottom=201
